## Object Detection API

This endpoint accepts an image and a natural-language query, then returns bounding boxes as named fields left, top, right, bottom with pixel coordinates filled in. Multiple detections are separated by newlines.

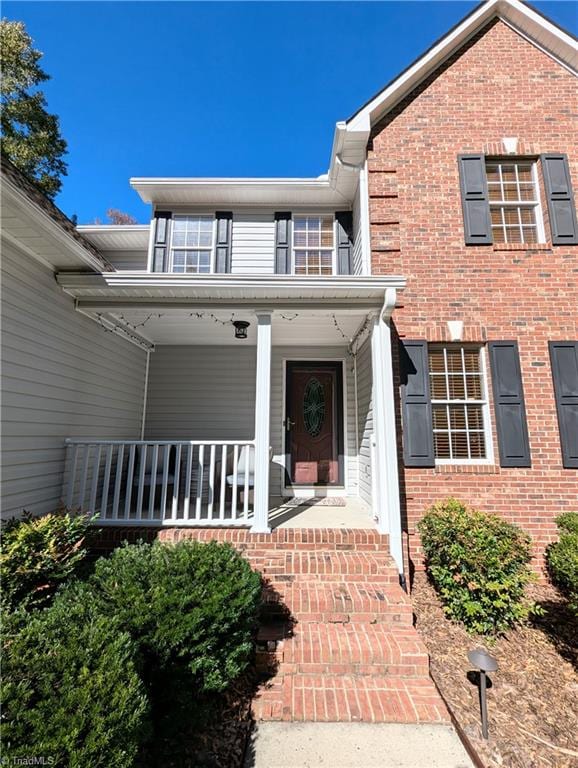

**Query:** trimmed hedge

left=418, top=498, right=535, bottom=635
left=546, top=513, right=578, bottom=616
left=0, top=510, right=91, bottom=611
left=1, top=583, right=149, bottom=768
left=90, top=539, right=262, bottom=693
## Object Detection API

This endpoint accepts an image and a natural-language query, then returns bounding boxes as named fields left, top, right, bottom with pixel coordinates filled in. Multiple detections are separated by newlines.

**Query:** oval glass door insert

left=303, top=377, right=325, bottom=437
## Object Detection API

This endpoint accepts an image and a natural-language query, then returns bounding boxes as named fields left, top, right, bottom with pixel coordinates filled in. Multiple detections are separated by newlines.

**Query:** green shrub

left=418, top=498, right=535, bottom=635
left=547, top=514, right=578, bottom=616
left=90, top=540, right=262, bottom=693
left=90, top=540, right=262, bottom=759
left=1, top=510, right=92, bottom=610
left=1, top=582, right=149, bottom=768
left=555, top=511, right=578, bottom=535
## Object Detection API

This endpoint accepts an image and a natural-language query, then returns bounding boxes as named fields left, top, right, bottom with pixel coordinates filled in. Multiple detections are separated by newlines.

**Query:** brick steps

left=261, top=580, right=414, bottom=626
left=246, top=529, right=449, bottom=725
left=257, top=551, right=400, bottom=581
left=253, top=674, right=448, bottom=723
left=256, top=623, right=430, bottom=677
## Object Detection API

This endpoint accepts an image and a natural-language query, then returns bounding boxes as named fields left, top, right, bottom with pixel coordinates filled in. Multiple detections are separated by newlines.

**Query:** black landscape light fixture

left=468, top=648, right=498, bottom=739
left=233, top=320, right=250, bottom=340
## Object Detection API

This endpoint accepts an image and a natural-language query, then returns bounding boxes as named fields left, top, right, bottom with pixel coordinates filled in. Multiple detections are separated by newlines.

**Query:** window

left=170, top=215, right=214, bottom=273
left=429, top=345, right=491, bottom=462
left=293, top=215, right=334, bottom=275
left=486, top=161, right=543, bottom=244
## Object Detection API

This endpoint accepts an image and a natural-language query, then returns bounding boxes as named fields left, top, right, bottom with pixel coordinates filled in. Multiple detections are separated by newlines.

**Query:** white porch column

left=371, top=290, right=403, bottom=574
left=252, top=311, right=272, bottom=533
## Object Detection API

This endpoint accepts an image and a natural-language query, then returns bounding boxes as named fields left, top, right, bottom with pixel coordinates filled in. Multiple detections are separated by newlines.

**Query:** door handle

left=285, top=417, right=295, bottom=432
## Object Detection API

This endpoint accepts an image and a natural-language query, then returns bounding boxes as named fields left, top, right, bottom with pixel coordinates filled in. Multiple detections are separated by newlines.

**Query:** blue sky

left=4, top=2, right=577, bottom=223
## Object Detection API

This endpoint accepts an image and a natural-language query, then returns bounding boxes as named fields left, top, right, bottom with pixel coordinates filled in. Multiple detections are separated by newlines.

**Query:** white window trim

left=486, top=160, right=546, bottom=245
left=291, top=214, right=337, bottom=276
left=431, top=344, right=494, bottom=466
left=168, top=213, right=216, bottom=274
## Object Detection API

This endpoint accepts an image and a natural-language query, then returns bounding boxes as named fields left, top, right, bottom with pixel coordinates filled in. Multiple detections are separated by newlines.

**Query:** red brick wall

left=368, top=19, right=577, bottom=572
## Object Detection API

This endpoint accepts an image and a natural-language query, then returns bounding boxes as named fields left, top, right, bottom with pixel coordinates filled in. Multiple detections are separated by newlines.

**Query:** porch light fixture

left=233, top=320, right=250, bottom=340
left=467, top=648, right=498, bottom=739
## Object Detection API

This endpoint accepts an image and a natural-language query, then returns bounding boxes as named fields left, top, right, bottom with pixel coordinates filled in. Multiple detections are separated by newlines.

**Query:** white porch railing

left=63, top=439, right=255, bottom=526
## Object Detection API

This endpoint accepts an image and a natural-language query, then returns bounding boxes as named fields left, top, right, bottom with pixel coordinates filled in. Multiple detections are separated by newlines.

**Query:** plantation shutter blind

left=488, top=341, right=531, bottom=467
left=458, top=155, right=493, bottom=245
left=274, top=212, right=292, bottom=274
left=400, top=340, right=435, bottom=467
left=151, top=211, right=172, bottom=272
left=215, top=211, right=233, bottom=273
left=335, top=211, right=353, bottom=275
left=541, top=155, right=578, bottom=245
left=549, top=341, right=578, bottom=469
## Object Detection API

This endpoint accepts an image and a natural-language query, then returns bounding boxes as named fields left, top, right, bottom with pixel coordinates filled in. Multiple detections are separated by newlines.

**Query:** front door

left=285, top=361, right=344, bottom=486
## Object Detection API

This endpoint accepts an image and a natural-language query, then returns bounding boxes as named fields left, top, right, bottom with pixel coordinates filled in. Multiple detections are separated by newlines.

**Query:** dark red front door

left=285, top=362, right=343, bottom=485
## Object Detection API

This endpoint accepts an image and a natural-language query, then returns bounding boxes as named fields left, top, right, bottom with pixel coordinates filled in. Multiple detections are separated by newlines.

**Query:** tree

left=0, top=19, right=67, bottom=198
left=106, top=208, right=138, bottom=225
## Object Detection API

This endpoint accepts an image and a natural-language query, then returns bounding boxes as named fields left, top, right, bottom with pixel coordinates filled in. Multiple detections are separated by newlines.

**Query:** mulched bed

left=412, top=573, right=578, bottom=768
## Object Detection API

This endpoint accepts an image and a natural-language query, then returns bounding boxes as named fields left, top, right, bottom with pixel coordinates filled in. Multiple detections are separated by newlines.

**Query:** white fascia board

left=2, top=179, right=114, bottom=273
left=56, top=272, right=406, bottom=307
left=131, top=177, right=343, bottom=204
left=77, top=224, right=150, bottom=250
left=345, top=0, right=577, bottom=133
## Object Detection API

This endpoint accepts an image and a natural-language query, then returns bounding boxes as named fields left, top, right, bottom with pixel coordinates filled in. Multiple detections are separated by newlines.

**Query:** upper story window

left=486, top=161, right=544, bottom=244
left=293, top=215, right=335, bottom=275
left=429, top=344, right=491, bottom=463
left=170, top=215, right=214, bottom=273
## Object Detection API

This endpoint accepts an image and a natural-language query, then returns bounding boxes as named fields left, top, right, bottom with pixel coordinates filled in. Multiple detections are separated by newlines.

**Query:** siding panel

left=356, top=338, right=373, bottom=507
left=0, top=243, right=147, bottom=519
left=352, top=184, right=364, bottom=275
left=231, top=212, right=275, bottom=274
left=145, top=346, right=257, bottom=440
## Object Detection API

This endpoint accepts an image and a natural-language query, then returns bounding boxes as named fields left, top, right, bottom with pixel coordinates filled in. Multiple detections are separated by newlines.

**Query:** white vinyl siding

left=0, top=242, right=147, bottom=519
left=352, top=184, right=364, bottom=275
left=144, top=346, right=256, bottom=440
left=143, top=344, right=358, bottom=497
left=355, top=338, right=373, bottom=507
left=231, top=212, right=275, bottom=274
left=99, top=249, right=148, bottom=271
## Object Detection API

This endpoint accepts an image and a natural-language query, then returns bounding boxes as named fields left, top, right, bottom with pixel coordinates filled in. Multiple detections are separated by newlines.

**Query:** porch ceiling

left=92, top=308, right=372, bottom=346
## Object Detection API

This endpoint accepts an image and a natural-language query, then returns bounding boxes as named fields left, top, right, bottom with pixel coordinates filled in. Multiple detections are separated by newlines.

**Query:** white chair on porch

left=226, top=445, right=255, bottom=493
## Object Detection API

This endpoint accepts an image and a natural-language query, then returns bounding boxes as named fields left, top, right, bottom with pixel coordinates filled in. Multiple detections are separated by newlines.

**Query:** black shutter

left=458, top=155, right=493, bottom=245
left=549, top=341, right=578, bottom=468
left=274, top=212, right=292, bottom=274
left=215, top=211, right=233, bottom=273
left=541, top=155, right=578, bottom=245
left=400, top=340, right=435, bottom=467
left=335, top=211, right=353, bottom=274
left=488, top=341, right=531, bottom=467
left=151, top=211, right=171, bottom=272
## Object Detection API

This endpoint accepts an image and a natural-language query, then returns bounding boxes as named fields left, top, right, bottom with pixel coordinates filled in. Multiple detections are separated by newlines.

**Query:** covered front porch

left=58, top=274, right=404, bottom=569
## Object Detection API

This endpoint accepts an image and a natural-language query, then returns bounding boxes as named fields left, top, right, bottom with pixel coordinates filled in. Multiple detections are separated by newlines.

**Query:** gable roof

left=328, top=0, right=577, bottom=175
left=347, top=0, right=576, bottom=132
left=1, top=156, right=114, bottom=272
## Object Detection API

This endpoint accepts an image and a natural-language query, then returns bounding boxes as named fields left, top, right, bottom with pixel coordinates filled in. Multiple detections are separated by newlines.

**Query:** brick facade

left=368, top=19, right=577, bottom=572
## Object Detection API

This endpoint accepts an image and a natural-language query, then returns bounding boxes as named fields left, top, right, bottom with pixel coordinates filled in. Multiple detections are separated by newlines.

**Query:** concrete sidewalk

left=245, top=722, right=474, bottom=768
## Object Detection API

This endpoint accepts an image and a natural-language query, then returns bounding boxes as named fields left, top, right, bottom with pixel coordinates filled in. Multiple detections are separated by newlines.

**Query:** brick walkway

left=95, top=526, right=449, bottom=724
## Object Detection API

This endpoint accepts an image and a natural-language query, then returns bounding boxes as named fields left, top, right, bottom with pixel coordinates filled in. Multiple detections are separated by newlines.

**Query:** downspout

left=140, top=349, right=151, bottom=440
left=376, top=288, right=405, bottom=585
left=353, top=353, right=360, bottom=492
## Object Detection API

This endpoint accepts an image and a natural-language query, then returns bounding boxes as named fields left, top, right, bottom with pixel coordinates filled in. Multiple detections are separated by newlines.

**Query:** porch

left=58, top=275, right=404, bottom=569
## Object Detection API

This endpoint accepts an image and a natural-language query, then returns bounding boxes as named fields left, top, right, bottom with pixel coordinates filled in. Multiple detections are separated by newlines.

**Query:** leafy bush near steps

left=1, top=583, right=149, bottom=768
left=418, top=498, right=536, bottom=635
left=546, top=514, right=578, bottom=616
left=90, top=540, right=262, bottom=692
left=0, top=510, right=92, bottom=611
